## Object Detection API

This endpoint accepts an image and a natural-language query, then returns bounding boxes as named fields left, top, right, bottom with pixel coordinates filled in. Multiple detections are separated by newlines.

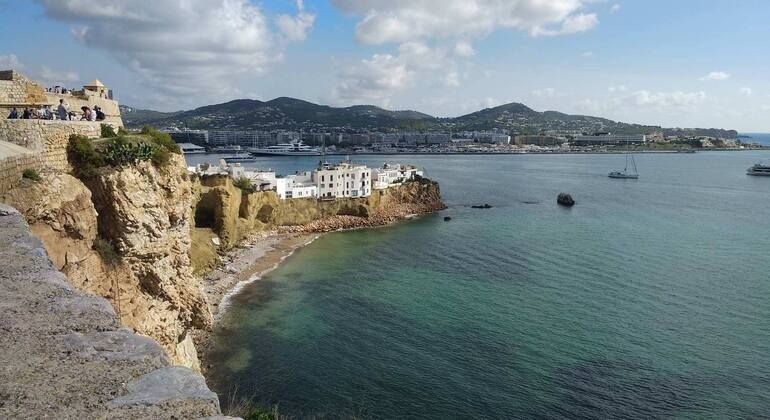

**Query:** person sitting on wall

left=41, top=105, right=53, bottom=120
left=30, top=107, right=39, bottom=119
left=21, top=108, right=31, bottom=119
left=80, top=106, right=90, bottom=121
left=57, top=99, right=69, bottom=121
left=7, top=107, right=18, bottom=119
left=94, top=105, right=106, bottom=121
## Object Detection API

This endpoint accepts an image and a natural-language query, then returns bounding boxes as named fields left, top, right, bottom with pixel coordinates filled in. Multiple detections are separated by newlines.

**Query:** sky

left=1, top=0, right=769, bottom=131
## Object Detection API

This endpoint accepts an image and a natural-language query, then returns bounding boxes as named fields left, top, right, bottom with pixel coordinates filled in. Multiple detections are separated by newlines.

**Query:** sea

left=194, top=151, right=770, bottom=419
left=740, top=132, right=770, bottom=146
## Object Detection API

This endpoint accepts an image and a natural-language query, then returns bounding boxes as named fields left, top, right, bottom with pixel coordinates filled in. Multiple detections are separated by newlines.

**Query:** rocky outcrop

left=194, top=175, right=446, bottom=253
left=1, top=155, right=212, bottom=371
left=0, top=204, right=223, bottom=419
left=557, top=193, right=575, bottom=207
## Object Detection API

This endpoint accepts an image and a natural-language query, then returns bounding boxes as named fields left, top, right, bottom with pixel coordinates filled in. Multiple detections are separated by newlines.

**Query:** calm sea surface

left=199, top=151, right=770, bottom=419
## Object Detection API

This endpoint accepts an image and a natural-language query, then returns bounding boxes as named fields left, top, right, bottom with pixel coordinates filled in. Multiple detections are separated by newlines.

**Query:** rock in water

left=471, top=204, right=493, bottom=209
left=557, top=193, right=575, bottom=207
left=444, top=216, right=452, bottom=221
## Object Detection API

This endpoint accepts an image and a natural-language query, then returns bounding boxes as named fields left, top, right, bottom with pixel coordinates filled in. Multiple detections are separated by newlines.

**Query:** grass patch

left=94, top=238, right=121, bottom=266
left=21, top=168, right=41, bottom=182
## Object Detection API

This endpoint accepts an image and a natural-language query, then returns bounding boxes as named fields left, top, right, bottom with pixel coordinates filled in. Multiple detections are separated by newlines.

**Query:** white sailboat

left=608, top=152, right=639, bottom=179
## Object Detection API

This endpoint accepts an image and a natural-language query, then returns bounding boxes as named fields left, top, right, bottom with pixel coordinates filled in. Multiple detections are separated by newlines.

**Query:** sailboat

left=608, top=152, right=639, bottom=179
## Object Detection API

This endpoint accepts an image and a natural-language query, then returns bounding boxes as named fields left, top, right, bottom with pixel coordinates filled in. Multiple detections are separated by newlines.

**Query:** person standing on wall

left=57, top=99, right=69, bottom=121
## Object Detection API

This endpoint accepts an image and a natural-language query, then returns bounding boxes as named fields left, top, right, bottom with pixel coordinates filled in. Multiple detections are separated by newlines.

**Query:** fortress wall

left=0, top=70, right=123, bottom=126
left=0, top=119, right=101, bottom=172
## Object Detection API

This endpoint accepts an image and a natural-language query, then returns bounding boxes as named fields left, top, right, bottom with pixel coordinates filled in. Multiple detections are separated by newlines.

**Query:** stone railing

left=0, top=119, right=101, bottom=172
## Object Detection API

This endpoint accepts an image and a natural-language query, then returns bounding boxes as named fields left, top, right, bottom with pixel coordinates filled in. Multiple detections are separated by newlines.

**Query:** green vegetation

left=94, top=238, right=121, bottom=266
left=67, top=134, right=105, bottom=178
left=100, top=123, right=117, bottom=138
left=21, top=168, right=41, bottom=182
left=67, top=126, right=183, bottom=178
left=233, top=176, right=255, bottom=192
left=102, top=137, right=154, bottom=166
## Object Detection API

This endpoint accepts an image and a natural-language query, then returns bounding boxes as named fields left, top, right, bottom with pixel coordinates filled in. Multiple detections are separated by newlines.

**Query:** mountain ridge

left=120, top=98, right=738, bottom=139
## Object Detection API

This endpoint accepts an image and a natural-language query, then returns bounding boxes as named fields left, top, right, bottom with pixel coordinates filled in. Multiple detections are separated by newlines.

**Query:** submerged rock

left=557, top=193, right=575, bottom=207
left=471, top=204, right=493, bottom=209
left=444, top=216, right=452, bottom=221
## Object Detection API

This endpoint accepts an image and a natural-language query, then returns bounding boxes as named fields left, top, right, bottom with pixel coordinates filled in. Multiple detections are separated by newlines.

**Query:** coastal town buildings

left=572, top=134, right=647, bottom=145
left=372, top=163, right=424, bottom=189
left=315, top=161, right=372, bottom=199
left=276, top=171, right=317, bottom=199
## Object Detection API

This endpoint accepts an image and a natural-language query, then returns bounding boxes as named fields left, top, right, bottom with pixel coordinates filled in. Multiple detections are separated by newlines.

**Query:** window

left=321, top=175, right=325, bottom=182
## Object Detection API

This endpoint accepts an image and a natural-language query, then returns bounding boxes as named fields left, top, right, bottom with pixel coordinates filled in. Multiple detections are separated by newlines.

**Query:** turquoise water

left=205, top=152, right=770, bottom=419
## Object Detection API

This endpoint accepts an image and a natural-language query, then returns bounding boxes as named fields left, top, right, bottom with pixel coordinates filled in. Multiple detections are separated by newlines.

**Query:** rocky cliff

left=1, top=154, right=211, bottom=370
left=193, top=174, right=445, bottom=259
left=0, top=204, right=223, bottom=419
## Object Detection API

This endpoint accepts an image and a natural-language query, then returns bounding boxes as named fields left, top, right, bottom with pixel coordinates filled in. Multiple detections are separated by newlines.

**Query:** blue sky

left=2, top=0, right=769, bottom=131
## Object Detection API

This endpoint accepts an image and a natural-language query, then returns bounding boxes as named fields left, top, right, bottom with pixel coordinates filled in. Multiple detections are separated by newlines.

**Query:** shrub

left=142, top=126, right=181, bottom=154
left=21, top=168, right=41, bottom=182
left=67, top=134, right=105, bottom=178
left=103, top=137, right=153, bottom=166
left=233, top=176, right=255, bottom=192
left=100, top=123, right=117, bottom=138
left=94, top=238, right=121, bottom=266
left=117, top=127, right=129, bottom=136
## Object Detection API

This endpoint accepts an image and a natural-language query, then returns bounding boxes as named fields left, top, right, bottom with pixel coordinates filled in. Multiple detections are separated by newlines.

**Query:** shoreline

left=193, top=202, right=446, bottom=366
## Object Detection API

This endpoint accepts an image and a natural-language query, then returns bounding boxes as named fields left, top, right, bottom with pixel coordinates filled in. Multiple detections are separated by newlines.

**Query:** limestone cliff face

left=87, top=153, right=212, bottom=369
left=1, top=155, right=212, bottom=371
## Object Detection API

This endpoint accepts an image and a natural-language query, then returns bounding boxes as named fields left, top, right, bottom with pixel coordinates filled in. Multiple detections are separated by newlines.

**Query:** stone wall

left=0, top=70, right=123, bottom=126
left=0, top=119, right=101, bottom=172
left=0, top=204, right=228, bottom=419
left=0, top=148, right=40, bottom=194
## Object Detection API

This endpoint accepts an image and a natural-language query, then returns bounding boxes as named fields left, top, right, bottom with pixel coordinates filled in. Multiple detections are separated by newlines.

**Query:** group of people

left=6, top=105, right=53, bottom=120
left=7, top=99, right=106, bottom=121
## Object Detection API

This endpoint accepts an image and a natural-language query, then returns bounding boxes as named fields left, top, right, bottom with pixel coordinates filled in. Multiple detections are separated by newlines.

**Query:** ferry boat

left=223, top=153, right=257, bottom=163
left=250, top=141, right=321, bottom=156
left=746, top=163, right=770, bottom=176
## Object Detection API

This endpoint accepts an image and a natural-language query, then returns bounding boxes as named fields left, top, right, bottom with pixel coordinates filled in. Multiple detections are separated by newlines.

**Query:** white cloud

left=631, top=90, right=707, bottom=111
left=532, top=87, right=556, bottom=98
left=454, top=41, right=475, bottom=57
left=0, top=53, right=22, bottom=69
left=581, top=51, right=594, bottom=58
left=444, top=70, right=461, bottom=87
left=332, top=42, right=466, bottom=105
left=700, top=71, right=730, bottom=81
left=610, top=4, right=621, bottom=13
left=608, top=85, right=628, bottom=93
left=34, top=0, right=314, bottom=104
left=740, top=87, right=753, bottom=96
left=38, top=66, right=80, bottom=85
left=481, top=97, right=502, bottom=109
left=276, top=0, right=316, bottom=42
left=331, top=0, right=600, bottom=44
left=534, top=13, right=598, bottom=37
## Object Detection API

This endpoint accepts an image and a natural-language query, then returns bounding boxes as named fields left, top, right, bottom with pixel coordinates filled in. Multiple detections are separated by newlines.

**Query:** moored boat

left=251, top=140, right=321, bottom=156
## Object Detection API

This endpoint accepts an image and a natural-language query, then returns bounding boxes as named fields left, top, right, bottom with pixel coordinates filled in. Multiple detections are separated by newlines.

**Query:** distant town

left=165, top=127, right=765, bottom=156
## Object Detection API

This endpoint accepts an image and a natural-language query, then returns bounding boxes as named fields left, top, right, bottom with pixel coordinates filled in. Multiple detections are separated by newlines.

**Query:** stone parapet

left=0, top=119, right=101, bottom=172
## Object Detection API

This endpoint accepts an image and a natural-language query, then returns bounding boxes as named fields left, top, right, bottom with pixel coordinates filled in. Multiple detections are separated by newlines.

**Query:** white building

left=276, top=171, right=317, bottom=199
left=314, top=161, right=372, bottom=199
left=372, top=163, right=424, bottom=189
left=572, top=134, right=646, bottom=145
left=189, top=160, right=276, bottom=191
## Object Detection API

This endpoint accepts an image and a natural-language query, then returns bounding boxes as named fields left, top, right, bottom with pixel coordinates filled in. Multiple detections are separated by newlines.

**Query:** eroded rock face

left=87, top=154, right=212, bottom=368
